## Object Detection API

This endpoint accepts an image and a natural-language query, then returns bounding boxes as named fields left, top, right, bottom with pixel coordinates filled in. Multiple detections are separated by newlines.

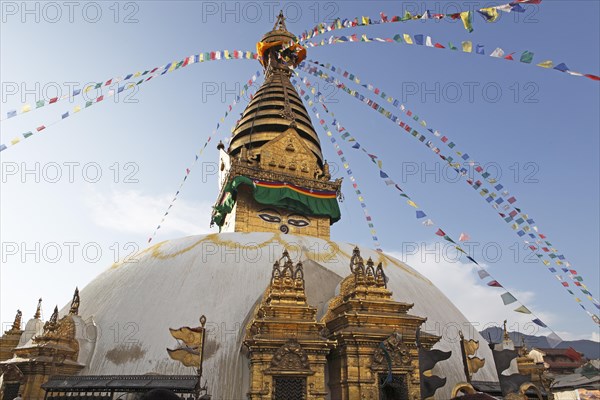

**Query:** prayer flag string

left=297, top=64, right=600, bottom=325
left=147, top=71, right=262, bottom=244
left=293, top=72, right=564, bottom=332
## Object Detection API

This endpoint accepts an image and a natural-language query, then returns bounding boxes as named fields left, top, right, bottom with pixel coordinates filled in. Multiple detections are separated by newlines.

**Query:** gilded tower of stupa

left=212, top=12, right=341, bottom=239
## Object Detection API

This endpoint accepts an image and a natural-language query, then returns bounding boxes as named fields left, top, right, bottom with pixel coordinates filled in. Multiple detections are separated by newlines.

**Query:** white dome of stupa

left=69, top=231, right=498, bottom=399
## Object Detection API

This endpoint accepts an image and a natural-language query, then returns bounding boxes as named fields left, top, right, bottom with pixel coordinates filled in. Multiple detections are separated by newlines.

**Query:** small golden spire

left=12, top=309, right=22, bottom=330
left=49, top=306, right=59, bottom=324
left=34, top=298, right=42, bottom=319
left=273, top=10, right=287, bottom=31
left=503, top=319, right=510, bottom=341
left=69, top=287, right=80, bottom=315
left=5, top=309, right=23, bottom=334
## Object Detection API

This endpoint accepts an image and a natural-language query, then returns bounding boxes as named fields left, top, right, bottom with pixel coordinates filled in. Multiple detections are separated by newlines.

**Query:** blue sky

left=1, top=1, right=598, bottom=342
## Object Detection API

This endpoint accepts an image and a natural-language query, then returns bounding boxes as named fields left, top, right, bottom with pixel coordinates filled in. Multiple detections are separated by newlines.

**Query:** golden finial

left=5, top=309, right=23, bottom=334
left=34, top=298, right=42, bottom=319
left=12, top=309, right=22, bottom=330
left=49, top=306, right=59, bottom=324
left=503, top=320, right=510, bottom=341
left=273, top=10, right=287, bottom=31
left=69, top=287, right=80, bottom=315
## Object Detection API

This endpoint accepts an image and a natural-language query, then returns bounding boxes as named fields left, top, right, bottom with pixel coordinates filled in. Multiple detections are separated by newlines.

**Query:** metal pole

left=197, top=315, right=207, bottom=400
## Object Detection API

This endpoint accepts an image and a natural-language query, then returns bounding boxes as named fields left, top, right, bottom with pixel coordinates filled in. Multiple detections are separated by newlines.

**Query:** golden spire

left=34, top=298, right=42, bottom=319
left=5, top=309, right=22, bottom=334
left=503, top=319, right=510, bottom=341
left=211, top=13, right=341, bottom=238
left=228, top=11, right=322, bottom=166
left=69, top=287, right=80, bottom=315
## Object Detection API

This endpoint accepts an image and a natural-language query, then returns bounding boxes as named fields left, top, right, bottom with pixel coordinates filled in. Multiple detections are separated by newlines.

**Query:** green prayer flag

left=520, top=51, right=534, bottom=64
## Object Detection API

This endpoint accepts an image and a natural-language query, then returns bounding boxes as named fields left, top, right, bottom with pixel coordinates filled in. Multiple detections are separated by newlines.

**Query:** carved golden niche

left=258, top=128, right=322, bottom=180
left=322, top=247, right=435, bottom=400
left=244, top=250, right=335, bottom=399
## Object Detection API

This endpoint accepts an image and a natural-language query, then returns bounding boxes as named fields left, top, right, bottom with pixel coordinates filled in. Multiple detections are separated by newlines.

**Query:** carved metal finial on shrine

left=273, top=10, right=287, bottom=31
left=69, top=287, right=80, bottom=315
left=34, top=298, right=42, bottom=319
left=5, top=309, right=23, bottom=334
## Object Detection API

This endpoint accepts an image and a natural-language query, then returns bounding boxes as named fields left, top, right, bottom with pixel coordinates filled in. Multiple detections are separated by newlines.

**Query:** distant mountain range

left=480, top=327, right=600, bottom=360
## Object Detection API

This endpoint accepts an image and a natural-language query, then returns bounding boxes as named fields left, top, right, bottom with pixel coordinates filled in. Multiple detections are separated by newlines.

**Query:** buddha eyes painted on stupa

left=258, top=208, right=310, bottom=232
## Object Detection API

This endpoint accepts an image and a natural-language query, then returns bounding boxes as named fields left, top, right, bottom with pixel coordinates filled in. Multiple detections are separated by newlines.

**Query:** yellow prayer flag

left=537, top=60, right=553, bottom=68
left=403, top=34, right=413, bottom=45
left=84, top=85, right=93, bottom=93
left=462, top=41, right=473, bottom=53
left=10, top=137, right=20, bottom=145
left=479, top=7, right=499, bottom=22
left=361, top=16, right=370, bottom=25
left=73, top=105, right=81, bottom=113
left=22, top=104, right=31, bottom=113
left=543, top=260, right=550, bottom=265
left=460, top=11, right=473, bottom=32
left=407, top=200, right=418, bottom=208
left=133, top=71, right=142, bottom=77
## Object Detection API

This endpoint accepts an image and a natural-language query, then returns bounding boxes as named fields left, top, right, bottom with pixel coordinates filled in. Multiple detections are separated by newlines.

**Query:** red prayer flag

left=49, top=97, right=58, bottom=104
left=562, top=282, right=569, bottom=287
left=435, top=229, right=445, bottom=236
left=487, top=280, right=502, bottom=287
left=539, top=234, right=546, bottom=239
left=36, top=125, right=46, bottom=132
left=505, top=53, right=515, bottom=60
left=96, top=95, right=104, bottom=102
left=585, top=74, right=600, bottom=81
left=105, top=79, right=112, bottom=85
left=434, top=43, right=445, bottom=49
